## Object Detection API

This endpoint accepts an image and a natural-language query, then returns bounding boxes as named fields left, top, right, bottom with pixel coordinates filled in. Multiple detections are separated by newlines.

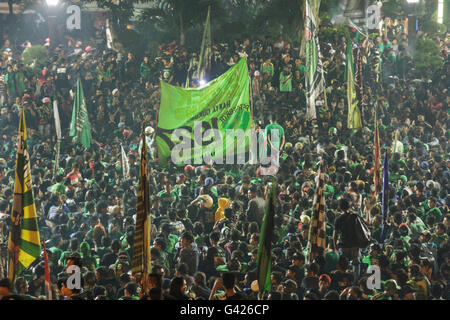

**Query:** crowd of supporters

left=0, top=16, right=449, bottom=300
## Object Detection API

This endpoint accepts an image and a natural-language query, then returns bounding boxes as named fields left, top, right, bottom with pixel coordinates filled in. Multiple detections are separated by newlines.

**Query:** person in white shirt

left=139, top=126, right=155, bottom=160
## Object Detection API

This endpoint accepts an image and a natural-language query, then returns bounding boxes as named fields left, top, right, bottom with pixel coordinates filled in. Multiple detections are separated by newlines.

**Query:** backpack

left=351, top=214, right=372, bottom=249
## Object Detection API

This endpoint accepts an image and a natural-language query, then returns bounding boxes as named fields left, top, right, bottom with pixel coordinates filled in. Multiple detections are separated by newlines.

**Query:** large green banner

left=156, top=58, right=252, bottom=165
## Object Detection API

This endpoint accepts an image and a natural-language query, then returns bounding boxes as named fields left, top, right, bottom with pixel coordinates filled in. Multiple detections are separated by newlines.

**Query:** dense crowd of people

left=0, top=16, right=449, bottom=300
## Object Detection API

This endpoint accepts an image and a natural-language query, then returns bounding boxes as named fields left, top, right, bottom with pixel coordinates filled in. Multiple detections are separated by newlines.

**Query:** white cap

left=112, top=88, right=119, bottom=96
left=145, top=126, right=155, bottom=135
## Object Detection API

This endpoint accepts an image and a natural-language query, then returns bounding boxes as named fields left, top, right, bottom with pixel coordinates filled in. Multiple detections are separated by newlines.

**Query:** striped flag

left=70, top=78, right=92, bottom=149
left=194, top=6, right=212, bottom=82
left=380, top=152, right=389, bottom=242
left=373, top=111, right=381, bottom=198
left=42, top=240, right=52, bottom=300
left=121, top=144, right=130, bottom=179
left=8, top=110, right=41, bottom=282
left=131, top=123, right=151, bottom=293
left=346, top=38, right=362, bottom=131
left=306, top=164, right=327, bottom=264
left=256, top=181, right=277, bottom=294
left=305, top=0, right=325, bottom=121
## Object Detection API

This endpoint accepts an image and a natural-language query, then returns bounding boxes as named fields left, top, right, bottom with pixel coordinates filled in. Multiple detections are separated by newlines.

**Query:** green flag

left=256, top=182, right=277, bottom=294
left=156, top=58, right=251, bottom=165
left=346, top=38, right=362, bottom=131
left=194, top=6, right=212, bottom=82
left=305, top=0, right=325, bottom=121
left=70, top=78, right=92, bottom=148
left=8, top=110, right=41, bottom=282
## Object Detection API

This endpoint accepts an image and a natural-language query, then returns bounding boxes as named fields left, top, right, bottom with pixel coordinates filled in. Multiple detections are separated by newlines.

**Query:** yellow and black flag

left=346, top=38, right=362, bottom=132
left=131, top=123, right=151, bottom=293
left=306, top=163, right=327, bottom=264
left=8, top=110, right=41, bottom=282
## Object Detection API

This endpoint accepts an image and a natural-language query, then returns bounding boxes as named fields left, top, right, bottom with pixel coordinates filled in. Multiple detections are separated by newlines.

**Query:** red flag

left=42, top=240, right=52, bottom=300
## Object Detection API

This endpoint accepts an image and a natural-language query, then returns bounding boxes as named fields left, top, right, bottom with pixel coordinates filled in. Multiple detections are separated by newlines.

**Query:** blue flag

left=380, top=152, right=389, bottom=242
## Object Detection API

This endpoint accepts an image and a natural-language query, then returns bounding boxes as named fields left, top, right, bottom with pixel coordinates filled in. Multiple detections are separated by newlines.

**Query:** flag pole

left=321, top=70, right=328, bottom=109
left=42, top=239, right=53, bottom=300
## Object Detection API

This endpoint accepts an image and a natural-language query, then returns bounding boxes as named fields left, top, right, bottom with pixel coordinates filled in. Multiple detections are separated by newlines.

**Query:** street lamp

left=437, top=0, right=444, bottom=24
left=406, top=0, right=421, bottom=47
left=46, top=0, right=60, bottom=6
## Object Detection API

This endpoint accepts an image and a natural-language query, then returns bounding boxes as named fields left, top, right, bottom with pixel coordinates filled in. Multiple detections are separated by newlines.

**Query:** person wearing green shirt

left=425, top=198, right=442, bottom=222
left=294, top=58, right=306, bottom=78
left=15, top=64, right=26, bottom=97
left=140, top=56, right=151, bottom=82
left=324, top=245, right=339, bottom=274
left=407, top=212, right=427, bottom=239
left=261, top=59, right=274, bottom=81
left=59, top=239, right=79, bottom=268
left=5, top=65, right=16, bottom=102
left=48, top=246, right=63, bottom=265
left=49, top=182, right=66, bottom=195
left=80, top=241, right=98, bottom=272
left=362, top=243, right=382, bottom=267
left=371, top=279, right=401, bottom=300
left=157, top=184, right=177, bottom=209
left=265, top=122, right=285, bottom=152
left=279, top=65, right=293, bottom=93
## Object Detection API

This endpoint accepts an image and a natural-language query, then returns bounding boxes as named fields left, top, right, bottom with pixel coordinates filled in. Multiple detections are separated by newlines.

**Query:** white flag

left=106, top=19, right=113, bottom=50
left=121, top=144, right=130, bottom=179
left=53, top=98, right=62, bottom=140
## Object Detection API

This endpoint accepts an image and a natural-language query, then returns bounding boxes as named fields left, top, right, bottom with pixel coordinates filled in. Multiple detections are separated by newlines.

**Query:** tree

left=22, top=45, right=49, bottom=75
left=255, top=0, right=304, bottom=42
left=88, top=0, right=136, bottom=28
left=139, top=0, right=222, bottom=46
left=413, top=37, right=443, bottom=78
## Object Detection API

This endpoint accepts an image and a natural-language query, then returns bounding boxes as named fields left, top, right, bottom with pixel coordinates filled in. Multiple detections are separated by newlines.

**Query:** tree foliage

left=21, top=45, right=48, bottom=73
left=413, top=37, right=443, bottom=78
left=138, top=0, right=223, bottom=46
left=254, top=0, right=303, bottom=42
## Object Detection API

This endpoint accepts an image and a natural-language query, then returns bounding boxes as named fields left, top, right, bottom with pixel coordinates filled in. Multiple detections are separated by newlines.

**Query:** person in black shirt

left=209, top=272, right=247, bottom=300
left=333, top=198, right=361, bottom=280
left=330, top=256, right=354, bottom=293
